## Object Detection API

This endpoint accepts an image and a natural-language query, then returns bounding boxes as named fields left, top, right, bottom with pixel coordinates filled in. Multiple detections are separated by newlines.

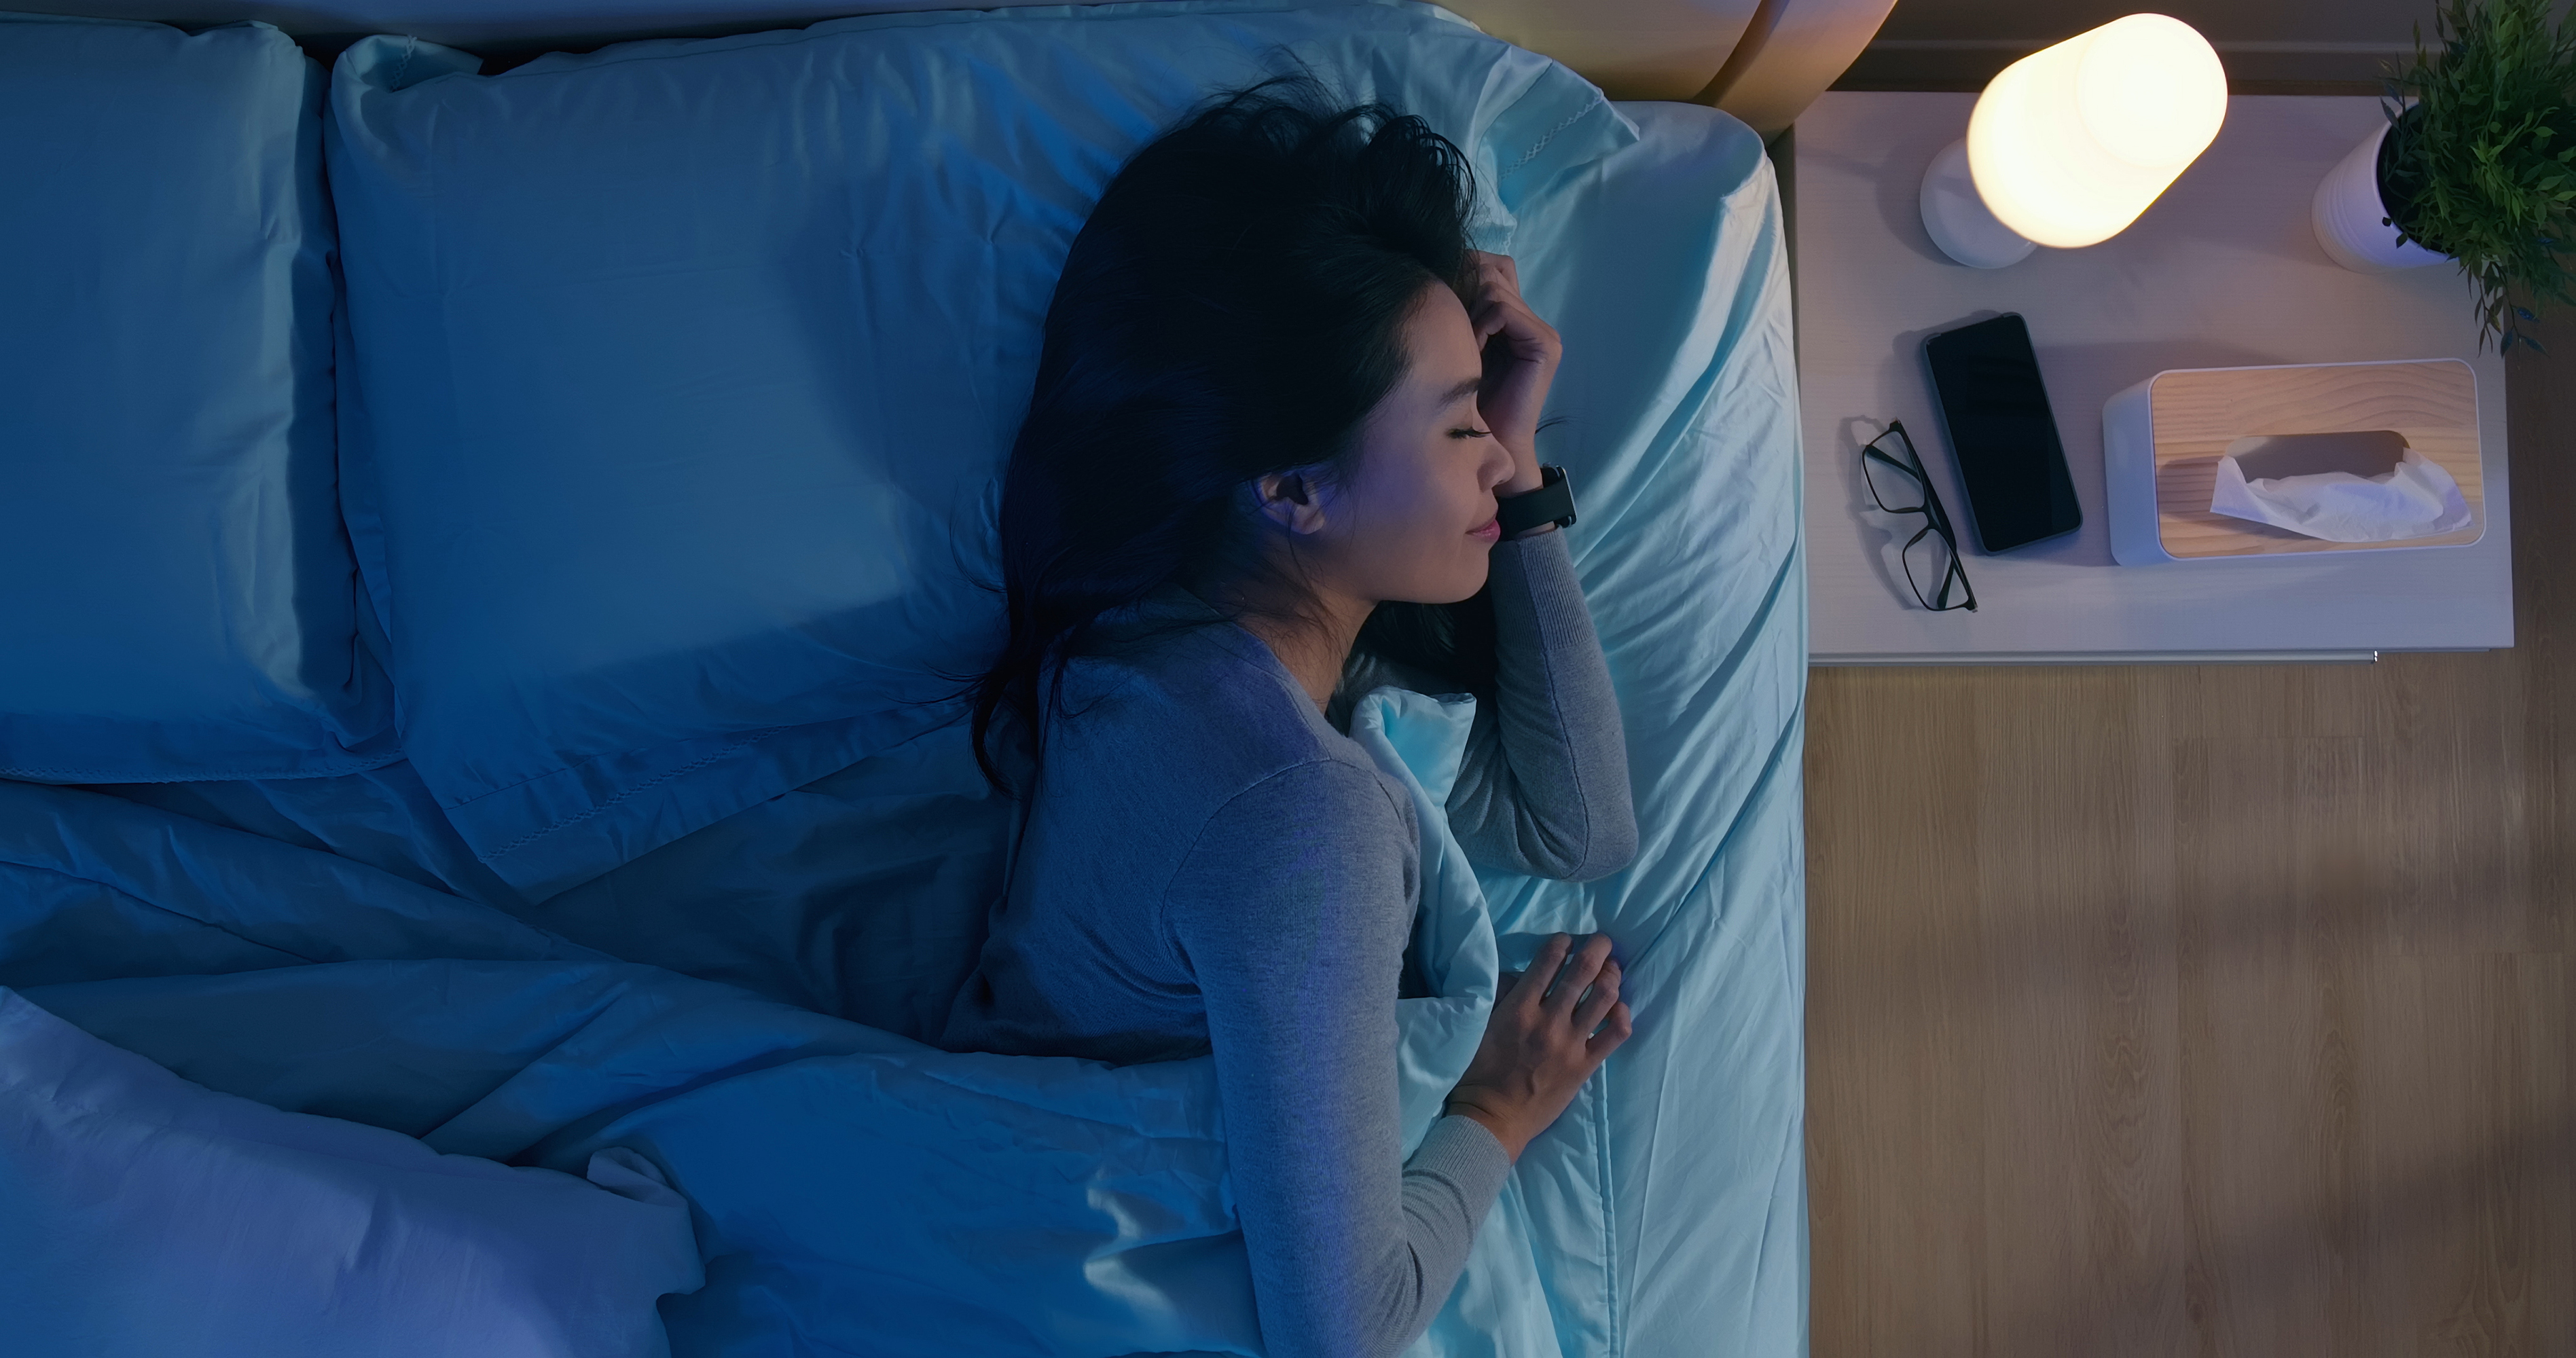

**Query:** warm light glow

left=1966, top=14, right=2227, bottom=248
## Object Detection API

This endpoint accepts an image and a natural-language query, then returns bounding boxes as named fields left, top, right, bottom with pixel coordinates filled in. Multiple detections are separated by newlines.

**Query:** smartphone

left=1922, top=313, right=2082, bottom=553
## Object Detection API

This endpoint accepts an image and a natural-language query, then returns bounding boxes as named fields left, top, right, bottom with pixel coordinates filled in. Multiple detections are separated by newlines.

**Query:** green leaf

left=2380, top=0, right=2576, bottom=350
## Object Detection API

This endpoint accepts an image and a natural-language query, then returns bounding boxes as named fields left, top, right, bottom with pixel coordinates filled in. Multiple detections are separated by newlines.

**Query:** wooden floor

left=1804, top=340, right=2573, bottom=1351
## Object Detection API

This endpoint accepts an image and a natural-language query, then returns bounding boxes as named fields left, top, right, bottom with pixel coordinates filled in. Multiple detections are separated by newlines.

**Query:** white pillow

left=0, top=14, right=395, bottom=782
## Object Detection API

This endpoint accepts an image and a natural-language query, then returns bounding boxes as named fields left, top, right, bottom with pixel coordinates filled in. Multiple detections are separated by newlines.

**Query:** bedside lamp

left=1919, top=14, right=2229, bottom=268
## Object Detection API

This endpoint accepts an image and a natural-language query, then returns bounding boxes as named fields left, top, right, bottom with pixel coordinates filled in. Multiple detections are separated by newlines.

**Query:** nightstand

left=1789, top=91, right=2515, bottom=664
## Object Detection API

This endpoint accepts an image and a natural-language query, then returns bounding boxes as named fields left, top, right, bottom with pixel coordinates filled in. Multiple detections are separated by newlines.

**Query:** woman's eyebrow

left=1442, top=375, right=1482, bottom=405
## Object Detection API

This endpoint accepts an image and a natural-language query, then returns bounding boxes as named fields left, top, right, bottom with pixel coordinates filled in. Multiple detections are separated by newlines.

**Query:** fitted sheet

left=8, top=98, right=1804, bottom=1357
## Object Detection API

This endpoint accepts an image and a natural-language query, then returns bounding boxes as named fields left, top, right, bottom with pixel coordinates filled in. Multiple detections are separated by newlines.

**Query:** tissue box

left=2102, top=359, right=2484, bottom=564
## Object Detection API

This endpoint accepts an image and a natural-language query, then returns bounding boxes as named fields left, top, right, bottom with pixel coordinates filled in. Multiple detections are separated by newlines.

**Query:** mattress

left=0, top=65, right=1804, bottom=1358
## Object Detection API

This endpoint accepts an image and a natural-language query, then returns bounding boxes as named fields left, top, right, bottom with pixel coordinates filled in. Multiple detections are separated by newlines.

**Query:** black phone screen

left=1923, top=313, right=2082, bottom=553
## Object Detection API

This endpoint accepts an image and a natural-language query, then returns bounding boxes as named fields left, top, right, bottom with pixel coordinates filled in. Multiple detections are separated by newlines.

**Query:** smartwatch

left=1494, top=464, right=1578, bottom=538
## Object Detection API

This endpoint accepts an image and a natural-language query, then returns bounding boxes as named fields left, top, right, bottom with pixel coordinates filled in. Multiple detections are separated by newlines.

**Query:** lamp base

left=1919, top=139, right=2037, bottom=269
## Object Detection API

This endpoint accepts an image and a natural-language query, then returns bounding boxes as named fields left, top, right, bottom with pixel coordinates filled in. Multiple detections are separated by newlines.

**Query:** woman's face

left=1267, top=281, right=1518, bottom=608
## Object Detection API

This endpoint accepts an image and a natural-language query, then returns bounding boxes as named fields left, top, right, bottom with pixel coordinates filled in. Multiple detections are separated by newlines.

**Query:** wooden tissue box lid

left=2149, top=359, right=2484, bottom=559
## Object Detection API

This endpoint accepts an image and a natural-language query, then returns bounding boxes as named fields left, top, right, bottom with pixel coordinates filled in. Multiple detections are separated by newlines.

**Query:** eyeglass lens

left=1901, top=522, right=1970, bottom=610
left=1862, top=430, right=1929, bottom=515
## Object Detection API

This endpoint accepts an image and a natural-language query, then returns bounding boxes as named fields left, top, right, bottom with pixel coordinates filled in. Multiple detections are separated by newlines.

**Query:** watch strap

left=1494, top=464, right=1576, bottom=536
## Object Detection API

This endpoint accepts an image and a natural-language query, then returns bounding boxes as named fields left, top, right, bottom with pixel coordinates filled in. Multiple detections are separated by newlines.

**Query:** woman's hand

left=1443, top=932, right=1631, bottom=1161
left=1462, top=251, right=1561, bottom=497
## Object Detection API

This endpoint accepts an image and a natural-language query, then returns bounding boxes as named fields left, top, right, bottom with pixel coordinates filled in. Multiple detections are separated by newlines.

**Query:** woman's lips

left=1470, top=517, right=1501, bottom=542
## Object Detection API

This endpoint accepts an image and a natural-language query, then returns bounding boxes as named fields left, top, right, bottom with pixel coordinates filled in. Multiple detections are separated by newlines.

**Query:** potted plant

left=2310, top=0, right=2576, bottom=352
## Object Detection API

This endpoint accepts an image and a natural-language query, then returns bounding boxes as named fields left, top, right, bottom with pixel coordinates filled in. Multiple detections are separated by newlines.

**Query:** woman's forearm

left=1444, top=528, right=1639, bottom=881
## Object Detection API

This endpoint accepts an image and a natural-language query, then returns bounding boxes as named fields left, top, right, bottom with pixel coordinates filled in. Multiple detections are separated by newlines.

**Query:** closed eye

left=1450, top=427, right=1491, bottom=439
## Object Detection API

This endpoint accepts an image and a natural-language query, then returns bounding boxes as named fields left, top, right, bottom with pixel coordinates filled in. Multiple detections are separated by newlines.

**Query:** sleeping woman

left=939, top=71, right=1641, bottom=1358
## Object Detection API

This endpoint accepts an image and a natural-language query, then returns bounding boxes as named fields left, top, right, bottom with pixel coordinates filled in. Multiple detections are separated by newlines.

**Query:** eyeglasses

left=1860, top=421, right=1977, bottom=612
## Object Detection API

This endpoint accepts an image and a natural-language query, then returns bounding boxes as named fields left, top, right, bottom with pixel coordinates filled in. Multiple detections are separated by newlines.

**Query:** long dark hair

left=951, top=69, right=1510, bottom=800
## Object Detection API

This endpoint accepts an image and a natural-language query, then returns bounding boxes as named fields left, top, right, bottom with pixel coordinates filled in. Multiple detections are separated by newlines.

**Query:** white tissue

left=2208, top=447, right=2472, bottom=543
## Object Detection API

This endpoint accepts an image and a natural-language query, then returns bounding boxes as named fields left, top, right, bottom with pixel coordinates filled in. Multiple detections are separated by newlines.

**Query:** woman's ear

left=1254, top=469, right=1333, bottom=536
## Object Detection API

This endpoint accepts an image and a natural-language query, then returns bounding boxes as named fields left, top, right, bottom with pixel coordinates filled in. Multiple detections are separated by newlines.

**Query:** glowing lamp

left=1919, top=14, right=2228, bottom=268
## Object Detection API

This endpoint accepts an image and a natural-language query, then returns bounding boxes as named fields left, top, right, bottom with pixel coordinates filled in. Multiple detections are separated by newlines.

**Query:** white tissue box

left=2101, top=359, right=2485, bottom=564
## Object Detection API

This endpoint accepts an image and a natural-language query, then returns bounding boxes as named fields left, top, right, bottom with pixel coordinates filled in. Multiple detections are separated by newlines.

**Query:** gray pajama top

left=939, top=526, right=1637, bottom=1358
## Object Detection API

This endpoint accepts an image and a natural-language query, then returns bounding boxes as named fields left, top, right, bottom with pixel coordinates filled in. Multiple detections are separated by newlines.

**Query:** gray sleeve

left=1162, top=761, right=1514, bottom=1358
left=1446, top=528, right=1639, bottom=882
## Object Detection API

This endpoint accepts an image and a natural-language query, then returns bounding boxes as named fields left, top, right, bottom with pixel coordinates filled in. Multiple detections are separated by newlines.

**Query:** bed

left=0, top=2, right=1824, bottom=1353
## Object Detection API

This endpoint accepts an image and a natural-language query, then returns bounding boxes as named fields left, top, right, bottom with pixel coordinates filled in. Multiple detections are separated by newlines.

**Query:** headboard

left=17, top=0, right=1891, bottom=133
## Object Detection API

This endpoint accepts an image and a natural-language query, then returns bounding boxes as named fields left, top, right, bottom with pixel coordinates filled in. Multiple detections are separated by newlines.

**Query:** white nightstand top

left=1791, top=92, right=2515, bottom=664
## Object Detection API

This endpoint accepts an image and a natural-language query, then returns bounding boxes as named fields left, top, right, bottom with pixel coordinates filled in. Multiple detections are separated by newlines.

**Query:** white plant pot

left=2312, top=120, right=2450, bottom=273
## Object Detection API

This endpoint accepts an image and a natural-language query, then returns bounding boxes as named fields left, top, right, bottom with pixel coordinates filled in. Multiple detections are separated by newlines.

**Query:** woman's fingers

left=1588, top=1002, right=1633, bottom=1057
left=1544, top=935, right=1614, bottom=1018
left=1478, top=304, right=1559, bottom=381
left=1574, top=959, right=1620, bottom=1029
left=1465, top=253, right=1542, bottom=348
left=1512, top=934, right=1630, bottom=1033
left=1470, top=289, right=1527, bottom=336
left=1516, top=935, right=1572, bottom=1010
